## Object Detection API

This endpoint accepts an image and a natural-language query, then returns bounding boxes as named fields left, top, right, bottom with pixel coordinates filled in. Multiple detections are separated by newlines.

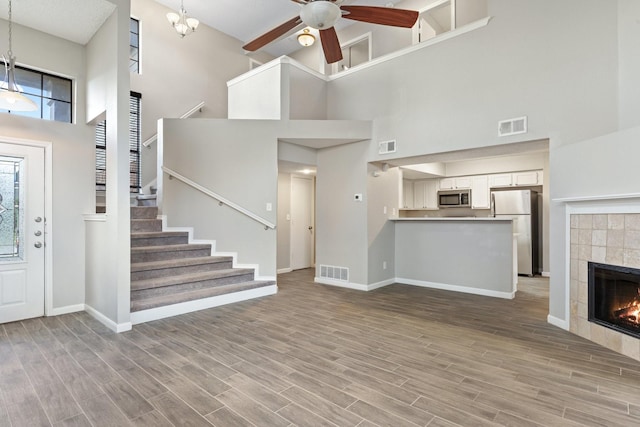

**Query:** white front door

left=291, top=176, right=314, bottom=270
left=0, top=143, right=45, bottom=324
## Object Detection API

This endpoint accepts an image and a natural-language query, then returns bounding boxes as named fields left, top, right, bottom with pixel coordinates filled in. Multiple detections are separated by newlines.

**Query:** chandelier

left=167, top=0, right=199, bottom=38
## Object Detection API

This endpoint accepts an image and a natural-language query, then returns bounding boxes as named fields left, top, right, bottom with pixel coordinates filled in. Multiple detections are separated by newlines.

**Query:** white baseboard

left=541, top=271, right=551, bottom=277
left=367, top=278, right=395, bottom=291
left=84, top=304, right=132, bottom=333
left=130, top=284, right=278, bottom=325
left=48, top=303, right=85, bottom=316
left=547, top=314, right=569, bottom=330
left=314, top=277, right=369, bottom=291
left=396, top=278, right=516, bottom=300
left=277, top=268, right=293, bottom=274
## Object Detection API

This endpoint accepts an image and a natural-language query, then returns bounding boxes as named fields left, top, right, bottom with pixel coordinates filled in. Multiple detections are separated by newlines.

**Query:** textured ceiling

left=0, top=0, right=405, bottom=56
left=0, top=0, right=115, bottom=45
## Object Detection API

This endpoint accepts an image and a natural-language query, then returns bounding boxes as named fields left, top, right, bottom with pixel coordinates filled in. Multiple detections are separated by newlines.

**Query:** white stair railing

left=162, top=166, right=276, bottom=230
left=143, top=101, right=205, bottom=148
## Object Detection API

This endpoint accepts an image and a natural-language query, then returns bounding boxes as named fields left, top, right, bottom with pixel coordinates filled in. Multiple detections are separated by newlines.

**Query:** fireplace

left=589, top=262, right=640, bottom=338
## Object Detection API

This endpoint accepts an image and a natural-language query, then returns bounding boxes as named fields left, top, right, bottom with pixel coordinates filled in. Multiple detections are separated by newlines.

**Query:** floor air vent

left=498, top=116, right=527, bottom=137
left=378, top=140, right=396, bottom=154
left=319, top=264, right=349, bottom=282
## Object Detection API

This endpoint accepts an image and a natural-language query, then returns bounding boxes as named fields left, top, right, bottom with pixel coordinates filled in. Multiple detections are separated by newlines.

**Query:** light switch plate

left=266, top=203, right=272, bottom=211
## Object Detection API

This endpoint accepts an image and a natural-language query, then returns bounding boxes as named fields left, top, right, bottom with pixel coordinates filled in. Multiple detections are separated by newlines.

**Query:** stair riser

left=131, top=207, right=158, bottom=219
left=131, top=261, right=233, bottom=281
left=131, top=236, right=189, bottom=247
left=131, top=220, right=162, bottom=232
left=137, top=199, right=156, bottom=207
left=131, top=248, right=211, bottom=263
left=130, top=281, right=272, bottom=312
left=131, top=273, right=255, bottom=300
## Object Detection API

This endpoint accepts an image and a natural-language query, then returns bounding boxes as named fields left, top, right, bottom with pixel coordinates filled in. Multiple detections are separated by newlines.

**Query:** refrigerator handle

left=490, top=192, right=496, bottom=217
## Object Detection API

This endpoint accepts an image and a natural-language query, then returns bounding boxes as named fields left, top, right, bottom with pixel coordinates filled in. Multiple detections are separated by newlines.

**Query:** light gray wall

left=131, top=0, right=273, bottom=188
left=367, top=166, right=400, bottom=284
left=289, top=65, right=327, bottom=120
left=444, top=152, right=546, bottom=176
left=395, top=220, right=513, bottom=293
left=277, top=172, right=292, bottom=271
left=316, top=141, right=370, bottom=285
left=159, top=119, right=279, bottom=277
left=0, top=19, right=94, bottom=311
left=228, top=63, right=283, bottom=120
left=618, top=0, right=640, bottom=130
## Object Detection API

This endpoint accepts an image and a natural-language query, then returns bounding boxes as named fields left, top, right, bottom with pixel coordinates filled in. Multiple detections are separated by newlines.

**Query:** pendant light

left=0, top=0, right=37, bottom=112
left=297, top=29, right=315, bottom=47
left=167, top=0, right=199, bottom=38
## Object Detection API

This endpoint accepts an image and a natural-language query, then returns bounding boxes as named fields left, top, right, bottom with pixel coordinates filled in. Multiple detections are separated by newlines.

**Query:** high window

left=0, top=62, right=72, bottom=122
left=130, top=18, right=140, bottom=73
left=95, top=92, right=142, bottom=194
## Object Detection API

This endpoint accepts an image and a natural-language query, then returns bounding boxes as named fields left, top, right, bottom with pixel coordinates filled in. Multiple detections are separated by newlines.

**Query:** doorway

left=0, top=142, right=46, bottom=324
left=291, top=176, right=314, bottom=270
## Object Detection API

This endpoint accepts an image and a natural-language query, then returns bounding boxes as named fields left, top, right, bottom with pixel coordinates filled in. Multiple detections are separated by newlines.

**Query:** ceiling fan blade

left=242, top=16, right=303, bottom=51
left=340, top=6, right=419, bottom=28
left=320, top=27, right=343, bottom=64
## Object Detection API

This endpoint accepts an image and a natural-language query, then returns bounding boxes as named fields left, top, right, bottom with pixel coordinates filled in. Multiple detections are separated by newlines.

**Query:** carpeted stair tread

left=130, top=243, right=211, bottom=254
left=131, top=256, right=232, bottom=272
left=130, top=280, right=274, bottom=312
left=131, top=268, right=255, bottom=291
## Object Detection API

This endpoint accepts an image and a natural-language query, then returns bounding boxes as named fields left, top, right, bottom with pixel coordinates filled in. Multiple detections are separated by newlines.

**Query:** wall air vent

left=498, top=116, right=528, bottom=137
left=319, top=264, right=349, bottom=282
left=378, top=140, right=396, bottom=155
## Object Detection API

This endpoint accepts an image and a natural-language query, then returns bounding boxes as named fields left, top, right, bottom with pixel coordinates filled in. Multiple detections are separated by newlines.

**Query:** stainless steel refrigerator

left=491, top=189, right=539, bottom=276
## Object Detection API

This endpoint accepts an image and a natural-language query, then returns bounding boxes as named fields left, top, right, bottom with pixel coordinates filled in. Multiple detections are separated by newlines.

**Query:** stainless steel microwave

left=438, top=189, right=471, bottom=208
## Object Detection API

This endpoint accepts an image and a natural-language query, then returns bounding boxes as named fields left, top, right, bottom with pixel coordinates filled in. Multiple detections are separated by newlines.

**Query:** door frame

left=290, top=175, right=315, bottom=270
left=0, top=136, right=53, bottom=317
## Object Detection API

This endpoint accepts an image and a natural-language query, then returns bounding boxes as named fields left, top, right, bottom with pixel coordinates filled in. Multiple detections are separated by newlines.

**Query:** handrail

left=162, top=166, right=276, bottom=230
left=143, top=101, right=205, bottom=148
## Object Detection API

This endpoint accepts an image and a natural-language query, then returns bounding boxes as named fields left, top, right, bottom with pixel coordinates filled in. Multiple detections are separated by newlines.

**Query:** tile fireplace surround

left=570, top=213, right=640, bottom=361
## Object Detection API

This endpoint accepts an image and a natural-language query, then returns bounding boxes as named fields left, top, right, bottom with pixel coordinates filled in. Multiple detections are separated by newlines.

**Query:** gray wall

left=277, top=173, right=292, bottom=271
left=316, top=141, right=370, bottom=285
left=131, top=0, right=273, bottom=188
left=159, top=119, right=279, bottom=278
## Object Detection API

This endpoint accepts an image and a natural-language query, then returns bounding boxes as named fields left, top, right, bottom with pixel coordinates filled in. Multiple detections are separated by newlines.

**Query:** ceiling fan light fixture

left=167, top=1, right=199, bottom=38
left=297, top=29, right=315, bottom=47
left=300, top=1, right=341, bottom=29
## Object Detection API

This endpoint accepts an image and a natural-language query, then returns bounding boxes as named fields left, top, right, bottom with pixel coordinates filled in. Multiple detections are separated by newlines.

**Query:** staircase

left=130, top=206, right=276, bottom=323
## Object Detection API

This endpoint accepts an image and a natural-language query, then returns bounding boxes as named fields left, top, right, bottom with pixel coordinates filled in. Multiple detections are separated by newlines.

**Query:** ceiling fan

left=242, top=0, right=419, bottom=64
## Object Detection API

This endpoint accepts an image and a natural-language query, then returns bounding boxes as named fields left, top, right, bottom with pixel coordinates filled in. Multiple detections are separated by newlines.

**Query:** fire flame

left=615, top=298, right=640, bottom=325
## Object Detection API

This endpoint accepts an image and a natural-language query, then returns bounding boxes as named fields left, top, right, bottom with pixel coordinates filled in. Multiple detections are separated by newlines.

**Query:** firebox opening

left=588, top=262, right=640, bottom=339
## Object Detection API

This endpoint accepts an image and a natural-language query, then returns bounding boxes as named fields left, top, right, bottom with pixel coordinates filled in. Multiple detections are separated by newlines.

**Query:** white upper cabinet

left=413, top=180, right=439, bottom=209
left=440, top=176, right=471, bottom=190
left=489, top=173, right=513, bottom=188
left=489, top=170, right=543, bottom=188
left=471, top=175, right=490, bottom=209
left=402, top=179, right=414, bottom=209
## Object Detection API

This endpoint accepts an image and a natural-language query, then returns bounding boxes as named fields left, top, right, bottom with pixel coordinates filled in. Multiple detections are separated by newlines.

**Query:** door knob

left=308, top=226, right=313, bottom=230
left=34, top=242, right=43, bottom=248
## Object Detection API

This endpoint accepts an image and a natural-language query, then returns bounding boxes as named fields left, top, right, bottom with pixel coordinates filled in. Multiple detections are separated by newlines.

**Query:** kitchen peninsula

left=392, top=217, right=517, bottom=299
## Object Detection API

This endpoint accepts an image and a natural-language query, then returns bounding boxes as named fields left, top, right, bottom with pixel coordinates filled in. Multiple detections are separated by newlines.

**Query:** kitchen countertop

left=391, top=217, right=513, bottom=221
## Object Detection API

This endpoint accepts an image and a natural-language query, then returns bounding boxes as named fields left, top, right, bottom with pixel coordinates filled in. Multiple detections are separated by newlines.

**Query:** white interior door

left=291, top=176, right=314, bottom=270
left=0, top=143, right=45, bottom=324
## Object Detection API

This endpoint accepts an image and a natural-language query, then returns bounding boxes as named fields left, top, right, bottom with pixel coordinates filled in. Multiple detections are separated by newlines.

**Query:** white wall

left=617, top=0, right=640, bottom=130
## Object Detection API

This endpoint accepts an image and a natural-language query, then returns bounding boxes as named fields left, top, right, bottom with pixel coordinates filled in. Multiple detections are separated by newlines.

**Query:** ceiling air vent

left=498, top=116, right=527, bottom=137
left=378, top=140, right=396, bottom=155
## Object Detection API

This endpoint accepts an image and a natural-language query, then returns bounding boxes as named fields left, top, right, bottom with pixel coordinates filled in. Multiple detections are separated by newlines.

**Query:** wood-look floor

left=2, top=269, right=640, bottom=427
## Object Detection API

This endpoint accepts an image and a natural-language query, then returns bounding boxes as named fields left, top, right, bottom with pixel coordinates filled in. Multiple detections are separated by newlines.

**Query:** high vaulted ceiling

left=0, top=0, right=406, bottom=56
